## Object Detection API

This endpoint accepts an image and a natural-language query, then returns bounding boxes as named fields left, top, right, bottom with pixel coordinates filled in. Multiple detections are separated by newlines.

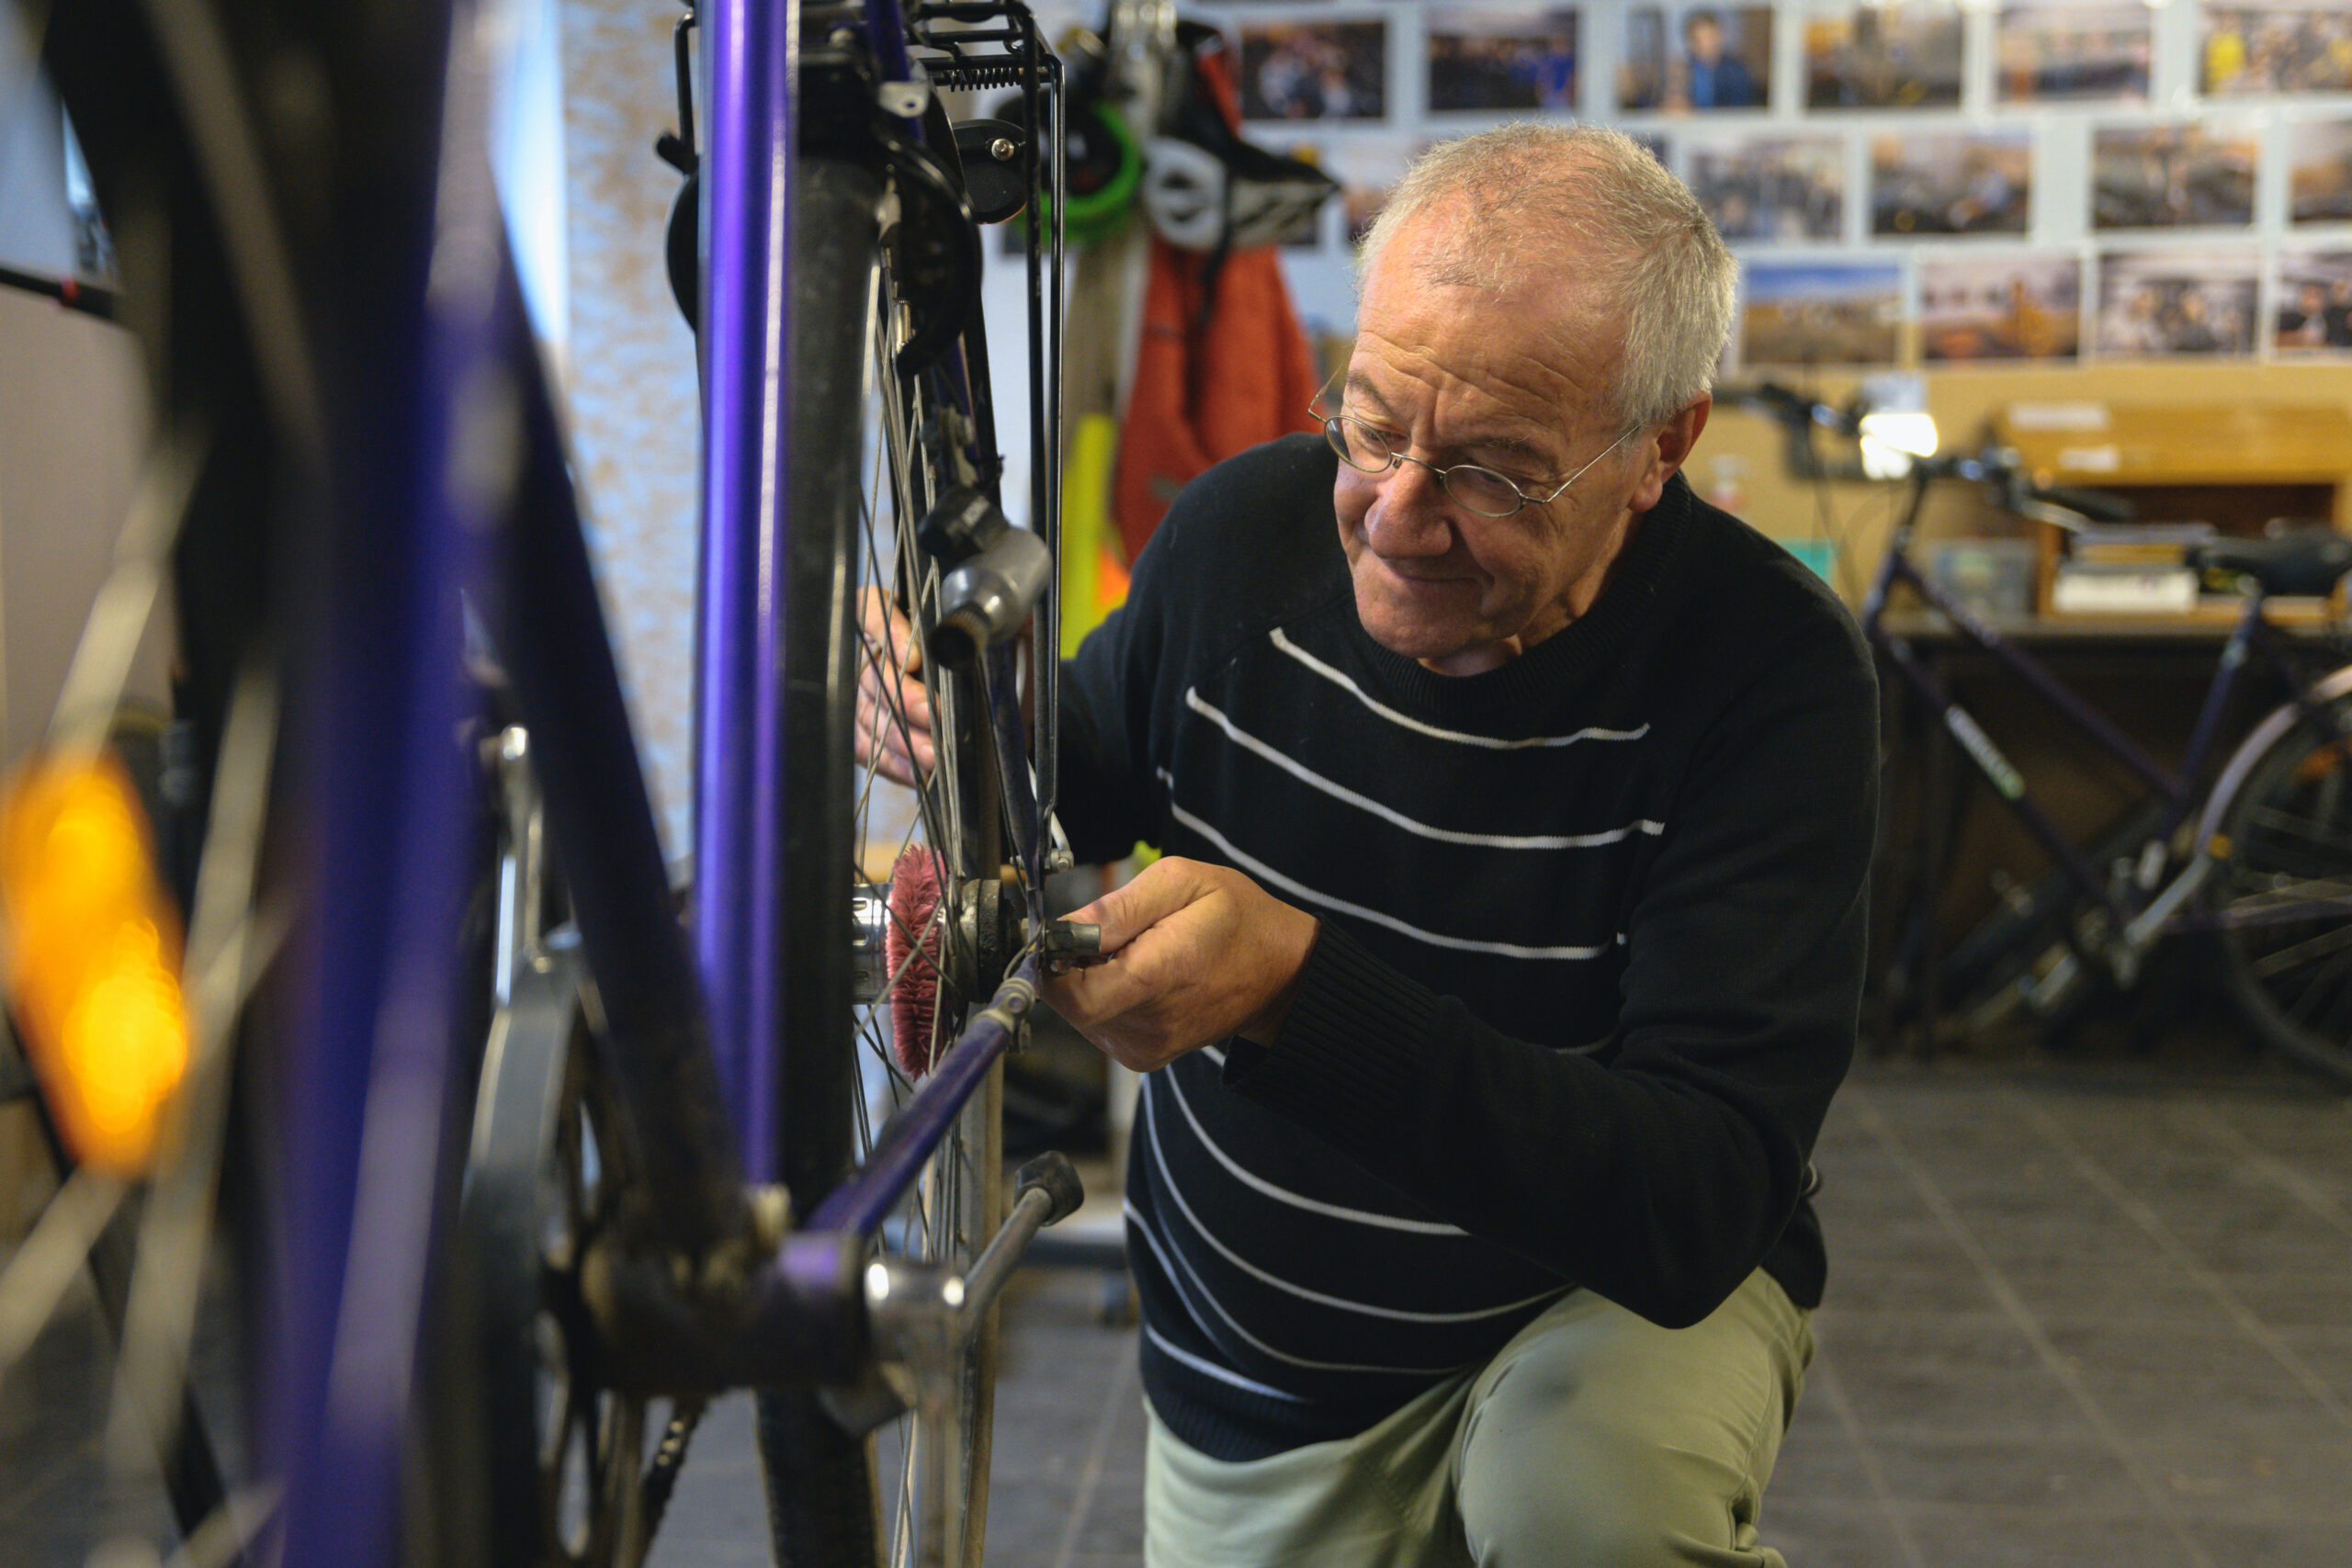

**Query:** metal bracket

left=877, top=69, right=931, bottom=118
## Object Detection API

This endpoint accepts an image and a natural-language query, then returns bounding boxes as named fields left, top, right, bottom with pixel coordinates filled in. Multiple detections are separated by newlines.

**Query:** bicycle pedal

left=1039, top=919, right=1106, bottom=976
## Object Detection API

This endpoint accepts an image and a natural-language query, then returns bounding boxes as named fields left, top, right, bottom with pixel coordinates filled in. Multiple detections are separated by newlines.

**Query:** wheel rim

left=2219, top=726, right=2352, bottom=1076
left=848, top=220, right=1006, bottom=1568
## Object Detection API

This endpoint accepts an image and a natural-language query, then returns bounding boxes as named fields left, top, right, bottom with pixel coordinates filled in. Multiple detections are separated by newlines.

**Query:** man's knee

left=1447, top=1281, right=1803, bottom=1565
left=1453, top=1357, right=1752, bottom=1565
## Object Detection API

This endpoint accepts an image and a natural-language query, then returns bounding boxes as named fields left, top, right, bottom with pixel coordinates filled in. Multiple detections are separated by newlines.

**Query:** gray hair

left=1354, top=124, right=1736, bottom=435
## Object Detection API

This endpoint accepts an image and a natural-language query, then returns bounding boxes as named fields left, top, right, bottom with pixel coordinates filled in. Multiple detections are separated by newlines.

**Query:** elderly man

left=867, top=123, right=1874, bottom=1566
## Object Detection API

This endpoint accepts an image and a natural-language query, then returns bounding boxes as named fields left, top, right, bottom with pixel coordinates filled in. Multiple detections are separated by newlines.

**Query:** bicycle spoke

left=46, top=420, right=208, bottom=757
left=2246, top=918, right=2352, bottom=978
left=0, top=1167, right=129, bottom=1377
left=2239, top=801, right=2352, bottom=863
left=2287, top=943, right=2352, bottom=1036
left=104, top=661, right=279, bottom=1472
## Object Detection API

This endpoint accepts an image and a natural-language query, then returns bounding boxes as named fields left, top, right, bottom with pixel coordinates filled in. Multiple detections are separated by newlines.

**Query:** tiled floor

left=6, top=1025, right=2351, bottom=1566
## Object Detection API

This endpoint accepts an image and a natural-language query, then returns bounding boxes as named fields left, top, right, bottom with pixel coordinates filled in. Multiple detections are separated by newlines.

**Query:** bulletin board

left=1030, top=1, right=2352, bottom=375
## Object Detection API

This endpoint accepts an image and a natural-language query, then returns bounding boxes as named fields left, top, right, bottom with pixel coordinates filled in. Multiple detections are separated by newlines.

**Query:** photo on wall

left=1803, top=3, right=1965, bottom=110
left=2289, top=118, right=2352, bottom=223
left=1426, top=6, right=1579, bottom=114
left=1238, top=20, right=1388, bottom=120
left=2274, top=247, right=2352, bottom=351
left=2201, top=2, right=2352, bottom=96
left=2091, top=124, right=2258, bottom=230
left=2093, top=248, right=2261, bottom=357
left=1619, top=6, right=1772, bottom=111
left=1919, top=254, right=2083, bottom=362
left=1686, top=133, right=1845, bottom=241
left=1996, top=0, right=2153, bottom=101
left=1738, top=258, right=1904, bottom=367
left=1871, top=131, right=2031, bottom=236
left=1321, top=136, right=1429, bottom=249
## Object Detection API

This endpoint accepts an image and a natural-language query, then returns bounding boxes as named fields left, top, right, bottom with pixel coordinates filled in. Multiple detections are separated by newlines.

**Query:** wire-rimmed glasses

left=1313, top=391, right=1634, bottom=518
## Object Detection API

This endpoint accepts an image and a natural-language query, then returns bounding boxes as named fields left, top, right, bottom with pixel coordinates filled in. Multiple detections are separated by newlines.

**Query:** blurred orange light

left=1, top=755, right=192, bottom=1177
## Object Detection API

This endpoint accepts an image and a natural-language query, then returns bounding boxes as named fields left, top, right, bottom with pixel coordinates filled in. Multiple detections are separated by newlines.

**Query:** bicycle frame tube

left=695, top=0, right=797, bottom=1183
left=1866, top=546, right=2143, bottom=926
left=272, top=9, right=498, bottom=1564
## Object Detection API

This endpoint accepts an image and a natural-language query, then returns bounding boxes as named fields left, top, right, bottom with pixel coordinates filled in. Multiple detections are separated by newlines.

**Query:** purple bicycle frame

left=1861, top=518, right=2287, bottom=932
left=269, top=0, right=1053, bottom=1557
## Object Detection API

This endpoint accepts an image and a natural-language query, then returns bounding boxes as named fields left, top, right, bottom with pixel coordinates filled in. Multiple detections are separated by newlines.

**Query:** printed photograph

left=2091, top=123, right=2258, bottom=229
left=1686, top=133, right=1844, bottom=242
left=2274, top=247, right=2352, bottom=350
left=1320, top=136, right=1427, bottom=248
left=1804, top=3, right=1965, bottom=109
left=2289, top=118, right=2352, bottom=223
left=2202, top=2, right=2352, bottom=95
left=1996, top=1, right=2153, bottom=101
left=1427, top=6, right=1579, bottom=113
left=2093, top=248, right=2261, bottom=357
left=1739, top=258, right=1904, bottom=367
left=1919, top=254, right=2083, bottom=362
left=1871, top=132, right=2032, bottom=236
left=1238, top=20, right=1387, bottom=120
left=1619, top=6, right=1772, bottom=111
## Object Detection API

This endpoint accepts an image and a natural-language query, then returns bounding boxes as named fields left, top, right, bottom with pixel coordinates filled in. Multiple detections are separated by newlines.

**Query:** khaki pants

left=1144, top=1269, right=1813, bottom=1567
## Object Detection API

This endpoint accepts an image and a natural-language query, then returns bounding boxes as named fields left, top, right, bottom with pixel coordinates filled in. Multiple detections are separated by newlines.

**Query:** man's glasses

left=1312, top=387, right=1635, bottom=519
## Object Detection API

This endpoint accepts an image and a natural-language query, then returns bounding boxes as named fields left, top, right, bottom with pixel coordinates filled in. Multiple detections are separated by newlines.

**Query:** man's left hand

left=1039, top=858, right=1319, bottom=1073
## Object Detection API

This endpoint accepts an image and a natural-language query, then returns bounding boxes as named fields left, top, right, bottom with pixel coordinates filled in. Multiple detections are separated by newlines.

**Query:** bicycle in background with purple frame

left=1733, top=384, right=2352, bottom=1089
left=6, top=2, right=1074, bottom=1564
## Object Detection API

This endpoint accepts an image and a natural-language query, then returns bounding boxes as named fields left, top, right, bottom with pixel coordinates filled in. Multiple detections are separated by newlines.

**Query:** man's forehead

left=1353, top=265, right=1617, bottom=423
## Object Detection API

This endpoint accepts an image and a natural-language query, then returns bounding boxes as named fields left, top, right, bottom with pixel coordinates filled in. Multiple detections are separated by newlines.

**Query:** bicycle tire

left=28, top=6, right=523, bottom=1564
left=14, top=4, right=291, bottom=1559
left=2211, top=698, right=2352, bottom=1088
left=755, top=146, right=1009, bottom=1568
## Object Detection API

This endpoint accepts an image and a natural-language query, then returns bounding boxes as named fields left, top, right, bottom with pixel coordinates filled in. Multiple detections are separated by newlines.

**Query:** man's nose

left=1364, top=459, right=1454, bottom=556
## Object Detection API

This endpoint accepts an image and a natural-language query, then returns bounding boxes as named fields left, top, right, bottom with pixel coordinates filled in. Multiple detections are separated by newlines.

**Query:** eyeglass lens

left=1323, top=417, right=1527, bottom=516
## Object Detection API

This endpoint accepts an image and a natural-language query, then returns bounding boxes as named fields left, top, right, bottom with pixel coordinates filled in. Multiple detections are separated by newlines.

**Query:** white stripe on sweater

left=1147, top=1084, right=1560, bottom=1326
left=1159, top=774, right=1617, bottom=961
left=1187, top=689, right=1665, bottom=850
left=1125, top=1200, right=1455, bottom=1377
left=1269, top=628, right=1651, bottom=750
left=1141, top=1322, right=1306, bottom=1404
left=1162, top=1067, right=1469, bottom=1237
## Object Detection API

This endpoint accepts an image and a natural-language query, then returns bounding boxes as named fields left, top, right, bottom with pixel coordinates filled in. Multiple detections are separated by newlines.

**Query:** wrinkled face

left=1336, top=211, right=1673, bottom=674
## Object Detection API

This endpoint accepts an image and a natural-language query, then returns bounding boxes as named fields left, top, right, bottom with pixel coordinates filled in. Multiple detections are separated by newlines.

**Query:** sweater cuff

left=1222, top=922, right=1442, bottom=1134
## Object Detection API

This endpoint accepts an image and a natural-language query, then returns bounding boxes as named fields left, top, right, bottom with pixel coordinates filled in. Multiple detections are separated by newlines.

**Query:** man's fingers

left=1062, top=858, right=1208, bottom=955
left=853, top=584, right=936, bottom=786
left=1042, top=950, right=1159, bottom=1029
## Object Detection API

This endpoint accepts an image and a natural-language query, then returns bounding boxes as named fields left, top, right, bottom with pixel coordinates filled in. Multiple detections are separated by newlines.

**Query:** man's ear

left=1628, top=393, right=1713, bottom=513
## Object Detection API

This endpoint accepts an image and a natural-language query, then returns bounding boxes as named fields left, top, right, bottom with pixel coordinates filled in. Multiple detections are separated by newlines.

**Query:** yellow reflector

left=1, top=754, right=192, bottom=1177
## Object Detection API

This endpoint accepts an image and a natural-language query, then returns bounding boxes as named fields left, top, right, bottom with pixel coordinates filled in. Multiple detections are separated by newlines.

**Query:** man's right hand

left=857, top=588, right=934, bottom=788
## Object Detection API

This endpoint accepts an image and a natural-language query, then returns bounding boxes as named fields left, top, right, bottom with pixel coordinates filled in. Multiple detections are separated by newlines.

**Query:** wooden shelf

left=1988, top=402, right=2352, bottom=616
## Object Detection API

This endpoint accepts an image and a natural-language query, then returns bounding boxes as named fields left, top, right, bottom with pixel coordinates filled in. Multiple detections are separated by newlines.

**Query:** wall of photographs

left=1063, top=0, right=2352, bottom=371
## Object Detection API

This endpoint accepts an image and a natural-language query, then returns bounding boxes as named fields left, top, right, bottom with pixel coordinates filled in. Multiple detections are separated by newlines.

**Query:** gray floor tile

left=6, top=1029, right=2349, bottom=1565
left=1757, top=1500, right=1925, bottom=1568
left=1876, top=1504, right=2207, bottom=1568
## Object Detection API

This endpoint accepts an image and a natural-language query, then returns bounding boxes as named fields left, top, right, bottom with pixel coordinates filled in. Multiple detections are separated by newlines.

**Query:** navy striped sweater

left=1057, top=434, right=1879, bottom=1461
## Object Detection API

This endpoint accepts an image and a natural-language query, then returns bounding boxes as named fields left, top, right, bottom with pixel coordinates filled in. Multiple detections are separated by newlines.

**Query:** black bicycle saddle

left=2192, top=525, right=2352, bottom=598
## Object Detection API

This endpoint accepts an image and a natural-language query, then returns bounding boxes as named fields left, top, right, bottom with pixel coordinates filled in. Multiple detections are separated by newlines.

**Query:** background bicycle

left=1728, top=382, right=2352, bottom=1089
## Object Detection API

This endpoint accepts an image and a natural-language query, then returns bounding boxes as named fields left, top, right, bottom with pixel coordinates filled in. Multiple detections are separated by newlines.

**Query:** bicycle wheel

left=752, top=141, right=1015, bottom=1568
left=20, top=5, right=520, bottom=1564
left=5, top=2, right=294, bottom=1559
left=2211, top=700, right=2352, bottom=1088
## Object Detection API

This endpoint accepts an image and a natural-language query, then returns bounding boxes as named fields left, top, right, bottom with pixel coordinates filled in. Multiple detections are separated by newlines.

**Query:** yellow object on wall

left=1060, top=412, right=1132, bottom=658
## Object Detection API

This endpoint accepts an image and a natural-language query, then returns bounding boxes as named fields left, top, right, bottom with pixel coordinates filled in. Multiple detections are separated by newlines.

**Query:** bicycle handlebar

left=1717, top=380, right=2136, bottom=529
